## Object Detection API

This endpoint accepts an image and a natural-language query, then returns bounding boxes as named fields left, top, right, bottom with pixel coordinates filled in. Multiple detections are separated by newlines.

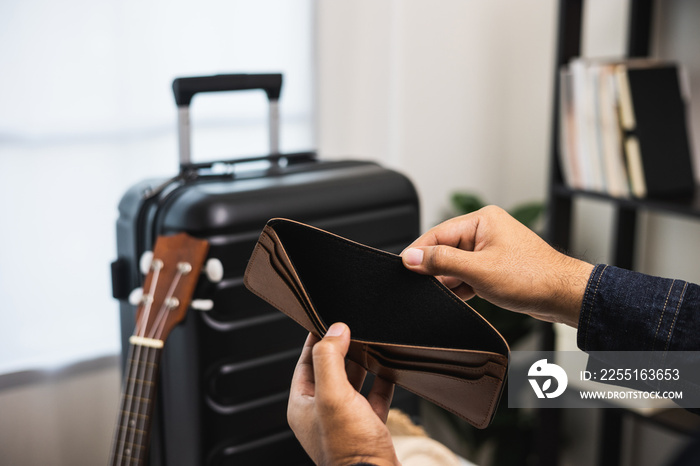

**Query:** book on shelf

left=558, top=58, right=696, bottom=199
left=598, top=64, right=630, bottom=198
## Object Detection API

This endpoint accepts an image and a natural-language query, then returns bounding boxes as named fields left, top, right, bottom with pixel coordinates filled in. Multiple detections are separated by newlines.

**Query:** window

left=0, top=0, right=314, bottom=373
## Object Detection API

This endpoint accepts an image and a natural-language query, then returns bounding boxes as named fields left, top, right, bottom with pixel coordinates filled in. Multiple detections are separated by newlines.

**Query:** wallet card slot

left=368, top=344, right=507, bottom=380
left=263, top=246, right=325, bottom=336
left=269, top=242, right=313, bottom=315
left=244, top=242, right=320, bottom=336
left=259, top=230, right=314, bottom=312
left=373, top=362, right=502, bottom=429
left=363, top=351, right=503, bottom=428
left=259, top=237, right=326, bottom=336
left=260, top=242, right=304, bottom=304
left=366, top=347, right=497, bottom=382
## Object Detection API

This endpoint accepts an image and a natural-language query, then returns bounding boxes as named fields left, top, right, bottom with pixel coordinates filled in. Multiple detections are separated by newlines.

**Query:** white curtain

left=0, top=0, right=314, bottom=373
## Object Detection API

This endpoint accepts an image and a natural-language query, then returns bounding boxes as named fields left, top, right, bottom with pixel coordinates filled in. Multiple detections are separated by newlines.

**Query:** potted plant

left=432, top=192, right=545, bottom=466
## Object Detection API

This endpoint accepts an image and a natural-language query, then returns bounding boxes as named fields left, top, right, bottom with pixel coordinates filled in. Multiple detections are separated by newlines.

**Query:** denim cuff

left=577, top=264, right=700, bottom=352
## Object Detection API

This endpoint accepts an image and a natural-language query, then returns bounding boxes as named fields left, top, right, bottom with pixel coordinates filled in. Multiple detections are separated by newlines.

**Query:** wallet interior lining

left=269, top=219, right=508, bottom=355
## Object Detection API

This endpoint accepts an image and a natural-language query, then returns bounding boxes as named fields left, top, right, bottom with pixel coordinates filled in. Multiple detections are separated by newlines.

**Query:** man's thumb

left=312, top=323, right=352, bottom=401
left=402, top=245, right=475, bottom=281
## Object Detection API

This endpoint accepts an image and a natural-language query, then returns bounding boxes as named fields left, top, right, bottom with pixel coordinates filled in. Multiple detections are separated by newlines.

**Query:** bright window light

left=0, top=0, right=314, bottom=374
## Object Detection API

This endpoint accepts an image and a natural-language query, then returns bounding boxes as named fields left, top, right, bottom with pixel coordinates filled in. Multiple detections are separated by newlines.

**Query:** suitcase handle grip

left=173, top=74, right=283, bottom=169
left=172, top=74, right=283, bottom=107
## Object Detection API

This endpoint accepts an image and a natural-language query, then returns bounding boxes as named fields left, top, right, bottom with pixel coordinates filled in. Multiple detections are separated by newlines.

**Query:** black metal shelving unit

left=547, top=0, right=700, bottom=268
left=544, top=1, right=700, bottom=466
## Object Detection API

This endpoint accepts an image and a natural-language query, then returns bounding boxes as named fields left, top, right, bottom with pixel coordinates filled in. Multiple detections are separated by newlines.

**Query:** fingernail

left=403, top=248, right=424, bottom=266
left=325, top=322, right=346, bottom=337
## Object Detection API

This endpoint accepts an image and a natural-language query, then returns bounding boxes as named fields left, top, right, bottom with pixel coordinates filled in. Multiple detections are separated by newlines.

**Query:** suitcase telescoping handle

left=172, top=74, right=283, bottom=170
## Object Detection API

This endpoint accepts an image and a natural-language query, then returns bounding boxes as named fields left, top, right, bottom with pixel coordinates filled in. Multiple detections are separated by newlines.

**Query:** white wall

left=316, top=0, right=557, bottom=232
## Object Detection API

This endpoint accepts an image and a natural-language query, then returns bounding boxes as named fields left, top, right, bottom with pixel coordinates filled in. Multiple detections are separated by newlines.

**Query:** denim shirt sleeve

left=577, top=264, right=700, bottom=352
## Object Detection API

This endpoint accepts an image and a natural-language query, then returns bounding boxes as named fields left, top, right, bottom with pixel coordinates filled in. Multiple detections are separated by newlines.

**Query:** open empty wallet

left=243, top=218, right=510, bottom=429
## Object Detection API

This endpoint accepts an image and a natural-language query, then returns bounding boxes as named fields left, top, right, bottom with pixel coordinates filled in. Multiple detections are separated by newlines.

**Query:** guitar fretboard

left=110, top=342, right=163, bottom=466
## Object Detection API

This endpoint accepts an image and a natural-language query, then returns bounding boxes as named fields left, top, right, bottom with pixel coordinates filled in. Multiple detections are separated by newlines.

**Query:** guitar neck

left=109, top=232, right=210, bottom=465
left=110, top=339, right=164, bottom=466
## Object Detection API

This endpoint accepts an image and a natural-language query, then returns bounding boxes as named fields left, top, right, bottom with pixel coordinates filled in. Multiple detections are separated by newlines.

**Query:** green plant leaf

left=451, top=192, right=485, bottom=214
left=509, top=202, right=544, bottom=228
left=440, top=191, right=544, bottom=465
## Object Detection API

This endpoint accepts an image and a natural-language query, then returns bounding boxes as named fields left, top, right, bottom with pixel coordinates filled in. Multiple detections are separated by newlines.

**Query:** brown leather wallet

left=243, top=218, right=509, bottom=428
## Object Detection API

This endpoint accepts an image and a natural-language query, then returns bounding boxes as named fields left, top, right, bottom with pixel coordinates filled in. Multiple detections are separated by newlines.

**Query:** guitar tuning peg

left=191, top=299, right=214, bottom=311
left=128, top=287, right=144, bottom=306
left=139, top=251, right=154, bottom=275
left=204, top=258, right=224, bottom=283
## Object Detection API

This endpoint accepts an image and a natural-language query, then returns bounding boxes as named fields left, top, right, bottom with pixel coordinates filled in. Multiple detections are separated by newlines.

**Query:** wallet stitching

left=271, top=221, right=507, bottom=355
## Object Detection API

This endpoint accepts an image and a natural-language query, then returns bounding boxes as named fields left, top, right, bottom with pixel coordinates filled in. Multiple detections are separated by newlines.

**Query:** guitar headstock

left=133, top=233, right=209, bottom=343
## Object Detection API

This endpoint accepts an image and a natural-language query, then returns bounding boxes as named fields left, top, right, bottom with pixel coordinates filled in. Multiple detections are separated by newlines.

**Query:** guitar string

left=117, top=261, right=162, bottom=466
left=138, top=262, right=162, bottom=338
left=121, top=344, right=154, bottom=466
left=109, top=341, right=137, bottom=466
left=125, top=266, right=184, bottom=462
left=148, top=270, right=184, bottom=340
left=127, top=345, right=161, bottom=466
left=119, top=353, right=146, bottom=466
left=114, top=342, right=148, bottom=466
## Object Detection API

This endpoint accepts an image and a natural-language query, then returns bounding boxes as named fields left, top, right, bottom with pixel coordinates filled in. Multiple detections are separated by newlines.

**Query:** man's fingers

left=312, top=322, right=353, bottom=405
left=302, top=332, right=320, bottom=354
left=367, top=376, right=394, bottom=423
left=403, top=213, right=480, bottom=251
left=290, top=333, right=320, bottom=398
left=346, top=359, right=367, bottom=392
left=402, top=244, right=482, bottom=283
left=439, top=275, right=462, bottom=289
left=450, top=282, right=476, bottom=301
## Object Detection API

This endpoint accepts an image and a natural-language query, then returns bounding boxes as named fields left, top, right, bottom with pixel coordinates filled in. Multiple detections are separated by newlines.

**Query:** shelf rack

left=542, top=1, right=700, bottom=465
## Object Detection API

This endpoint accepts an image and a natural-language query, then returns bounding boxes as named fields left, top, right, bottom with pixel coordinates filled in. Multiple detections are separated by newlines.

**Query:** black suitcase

left=112, top=74, right=420, bottom=466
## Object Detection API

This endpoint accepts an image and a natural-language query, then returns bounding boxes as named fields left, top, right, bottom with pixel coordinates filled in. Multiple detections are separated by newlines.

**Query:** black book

left=617, top=64, right=695, bottom=198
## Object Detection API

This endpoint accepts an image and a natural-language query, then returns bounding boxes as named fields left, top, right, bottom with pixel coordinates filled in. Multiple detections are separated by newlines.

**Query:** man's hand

left=288, top=322, right=399, bottom=466
left=401, top=206, right=594, bottom=328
